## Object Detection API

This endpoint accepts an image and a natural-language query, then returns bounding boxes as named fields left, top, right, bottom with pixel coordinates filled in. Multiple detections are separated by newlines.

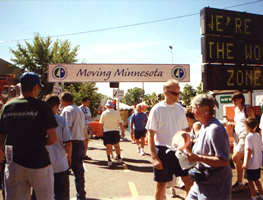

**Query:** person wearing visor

left=0, top=72, right=58, bottom=200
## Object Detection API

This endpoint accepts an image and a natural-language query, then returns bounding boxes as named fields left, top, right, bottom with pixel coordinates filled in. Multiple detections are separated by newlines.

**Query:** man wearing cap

left=0, top=72, right=58, bottom=200
left=99, top=99, right=125, bottom=167
left=60, top=92, right=86, bottom=200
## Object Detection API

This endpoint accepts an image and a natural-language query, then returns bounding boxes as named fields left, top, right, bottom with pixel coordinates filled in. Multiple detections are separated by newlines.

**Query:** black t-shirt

left=0, top=97, right=58, bottom=168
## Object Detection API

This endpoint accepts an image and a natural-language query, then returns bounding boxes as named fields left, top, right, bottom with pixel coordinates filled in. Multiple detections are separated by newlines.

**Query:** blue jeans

left=54, top=170, right=69, bottom=200
left=71, top=141, right=86, bottom=200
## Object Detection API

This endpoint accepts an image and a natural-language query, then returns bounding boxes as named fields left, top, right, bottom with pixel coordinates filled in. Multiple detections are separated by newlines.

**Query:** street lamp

left=169, top=45, right=174, bottom=64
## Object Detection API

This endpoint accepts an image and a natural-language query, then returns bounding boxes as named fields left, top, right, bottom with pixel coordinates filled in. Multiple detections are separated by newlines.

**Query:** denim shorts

left=153, top=146, right=188, bottom=182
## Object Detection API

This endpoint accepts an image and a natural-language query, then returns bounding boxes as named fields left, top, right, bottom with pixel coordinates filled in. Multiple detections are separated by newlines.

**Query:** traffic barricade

left=89, top=121, right=103, bottom=138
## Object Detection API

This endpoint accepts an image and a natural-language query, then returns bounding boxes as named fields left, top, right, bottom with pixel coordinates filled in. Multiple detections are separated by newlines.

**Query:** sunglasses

left=167, top=90, right=180, bottom=96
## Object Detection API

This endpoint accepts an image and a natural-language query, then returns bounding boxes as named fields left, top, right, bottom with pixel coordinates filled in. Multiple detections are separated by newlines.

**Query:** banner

left=48, top=64, right=190, bottom=82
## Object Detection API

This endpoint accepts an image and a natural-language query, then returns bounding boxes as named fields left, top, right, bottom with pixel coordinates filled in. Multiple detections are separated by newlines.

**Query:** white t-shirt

left=146, top=101, right=188, bottom=147
left=99, top=108, right=122, bottom=132
left=244, top=132, right=263, bottom=169
left=61, top=104, right=85, bottom=141
left=79, top=105, right=91, bottom=126
left=46, top=114, right=72, bottom=173
left=234, top=106, right=247, bottom=139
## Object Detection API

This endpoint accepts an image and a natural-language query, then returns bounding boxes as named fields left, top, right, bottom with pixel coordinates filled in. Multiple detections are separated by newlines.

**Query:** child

left=243, top=117, right=263, bottom=200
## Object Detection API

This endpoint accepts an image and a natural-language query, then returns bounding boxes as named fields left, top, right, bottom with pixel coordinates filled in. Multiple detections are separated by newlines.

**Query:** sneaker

left=117, top=158, right=123, bottom=164
left=232, top=182, right=244, bottom=192
left=107, top=161, right=112, bottom=168
left=140, top=149, right=145, bottom=156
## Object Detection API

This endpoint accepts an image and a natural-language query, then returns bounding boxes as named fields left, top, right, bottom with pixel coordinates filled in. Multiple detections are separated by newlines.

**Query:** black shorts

left=134, top=129, right=147, bottom=140
left=154, top=146, right=189, bottom=182
left=103, top=131, right=120, bottom=146
left=245, top=168, right=261, bottom=181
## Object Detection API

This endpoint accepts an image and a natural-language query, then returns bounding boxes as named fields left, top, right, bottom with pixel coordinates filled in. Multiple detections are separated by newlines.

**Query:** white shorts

left=233, top=138, right=245, bottom=153
left=5, top=162, right=54, bottom=200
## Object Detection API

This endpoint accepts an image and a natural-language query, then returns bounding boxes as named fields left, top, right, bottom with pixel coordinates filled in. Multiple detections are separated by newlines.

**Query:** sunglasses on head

left=167, top=90, right=180, bottom=96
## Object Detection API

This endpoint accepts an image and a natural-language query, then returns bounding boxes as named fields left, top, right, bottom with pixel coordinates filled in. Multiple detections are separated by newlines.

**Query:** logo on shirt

left=171, top=66, right=186, bottom=80
left=52, top=65, right=67, bottom=80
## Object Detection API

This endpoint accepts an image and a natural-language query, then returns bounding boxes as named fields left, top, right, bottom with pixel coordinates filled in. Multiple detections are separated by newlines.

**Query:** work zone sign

left=48, top=64, right=190, bottom=82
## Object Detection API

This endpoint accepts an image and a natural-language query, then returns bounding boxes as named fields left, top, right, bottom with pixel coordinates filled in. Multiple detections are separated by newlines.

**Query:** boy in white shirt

left=243, top=117, right=263, bottom=200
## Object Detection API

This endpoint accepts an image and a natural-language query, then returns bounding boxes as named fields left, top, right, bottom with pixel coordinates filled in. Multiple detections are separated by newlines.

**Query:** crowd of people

left=0, top=74, right=262, bottom=200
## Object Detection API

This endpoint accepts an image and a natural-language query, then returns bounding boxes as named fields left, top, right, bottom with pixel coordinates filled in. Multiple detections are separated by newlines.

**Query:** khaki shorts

left=83, top=126, right=89, bottom=139
left=5, top=162, right=54, bottom=200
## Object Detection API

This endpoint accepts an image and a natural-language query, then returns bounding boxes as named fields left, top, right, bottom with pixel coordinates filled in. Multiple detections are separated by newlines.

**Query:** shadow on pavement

left=122, top=158, right=151, bottom=164
left=88, top=147, right=106, bottom=151
left=125, top=164, right=153, bottom=173
left=83, top=159, right=125, bottom=170
left=173, top=194, right=185, bottom=200
left=231, top=188, right=250, bottom=200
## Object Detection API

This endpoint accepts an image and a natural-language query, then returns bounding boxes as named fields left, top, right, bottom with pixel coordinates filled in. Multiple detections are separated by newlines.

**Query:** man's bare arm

left=148, top=129, right=163, bottom=170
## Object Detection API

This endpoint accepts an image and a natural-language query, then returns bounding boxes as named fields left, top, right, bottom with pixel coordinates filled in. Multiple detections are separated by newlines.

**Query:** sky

left=1, top=0, right=263, bottom=97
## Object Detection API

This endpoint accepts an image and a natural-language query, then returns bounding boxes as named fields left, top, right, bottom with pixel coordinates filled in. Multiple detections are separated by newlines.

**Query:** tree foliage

left=181, top=84, right=196, bottom=106
left=10, top=34, right=79, bottom=98
left=65, top=82, right=105, bottom=117
left=181, top=82, right=207, bottom=106
left=143, top=92, right=160, bottom=111
left=120, top=87, right=144, bottom=106
left=196, top=83, right=205, bottom=94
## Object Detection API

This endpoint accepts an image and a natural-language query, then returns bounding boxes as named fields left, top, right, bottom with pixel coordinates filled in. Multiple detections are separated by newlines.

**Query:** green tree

left=143, top=92, right=158, bottom=111
left=66, top=82, right=105, bottom=117
left=181, top=84, right=196, bottom=106
left=120, top=87, right=144, bottom=106
left=11, top=34, right=79, bottom=98
left=196, top=82, right=208, bottom=94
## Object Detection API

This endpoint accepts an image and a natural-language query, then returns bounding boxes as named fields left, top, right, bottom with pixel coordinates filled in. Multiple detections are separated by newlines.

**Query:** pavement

left=0, top=131, right=259, bottom=200
left=67, top=131, right=261, bottom=200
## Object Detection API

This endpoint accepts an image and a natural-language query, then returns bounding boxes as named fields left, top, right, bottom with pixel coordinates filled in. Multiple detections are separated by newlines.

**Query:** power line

left=4, top=0, right=263, bottom=44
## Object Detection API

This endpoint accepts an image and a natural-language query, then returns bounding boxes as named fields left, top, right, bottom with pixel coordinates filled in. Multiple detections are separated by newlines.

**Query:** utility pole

left=169, top=45, right=174, bottom=64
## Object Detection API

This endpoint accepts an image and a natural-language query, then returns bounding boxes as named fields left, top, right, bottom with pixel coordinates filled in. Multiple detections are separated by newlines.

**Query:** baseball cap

left=105, top=100, right=115, bottom=107
left=19, top=72, right=43, bottom=87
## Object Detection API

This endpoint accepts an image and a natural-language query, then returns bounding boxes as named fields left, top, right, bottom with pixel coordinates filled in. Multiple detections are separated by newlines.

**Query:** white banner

left=48, top=64, right=190, bottom=82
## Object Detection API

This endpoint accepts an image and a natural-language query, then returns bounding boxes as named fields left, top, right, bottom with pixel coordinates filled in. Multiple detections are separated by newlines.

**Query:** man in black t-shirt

left=0, top=72, right=58, bottom=200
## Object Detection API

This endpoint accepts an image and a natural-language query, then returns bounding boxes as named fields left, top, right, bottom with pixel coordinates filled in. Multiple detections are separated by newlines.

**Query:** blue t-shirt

left=189, top=118, right=232, bottom=200
left=131, top=112, right=148, bottom=131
